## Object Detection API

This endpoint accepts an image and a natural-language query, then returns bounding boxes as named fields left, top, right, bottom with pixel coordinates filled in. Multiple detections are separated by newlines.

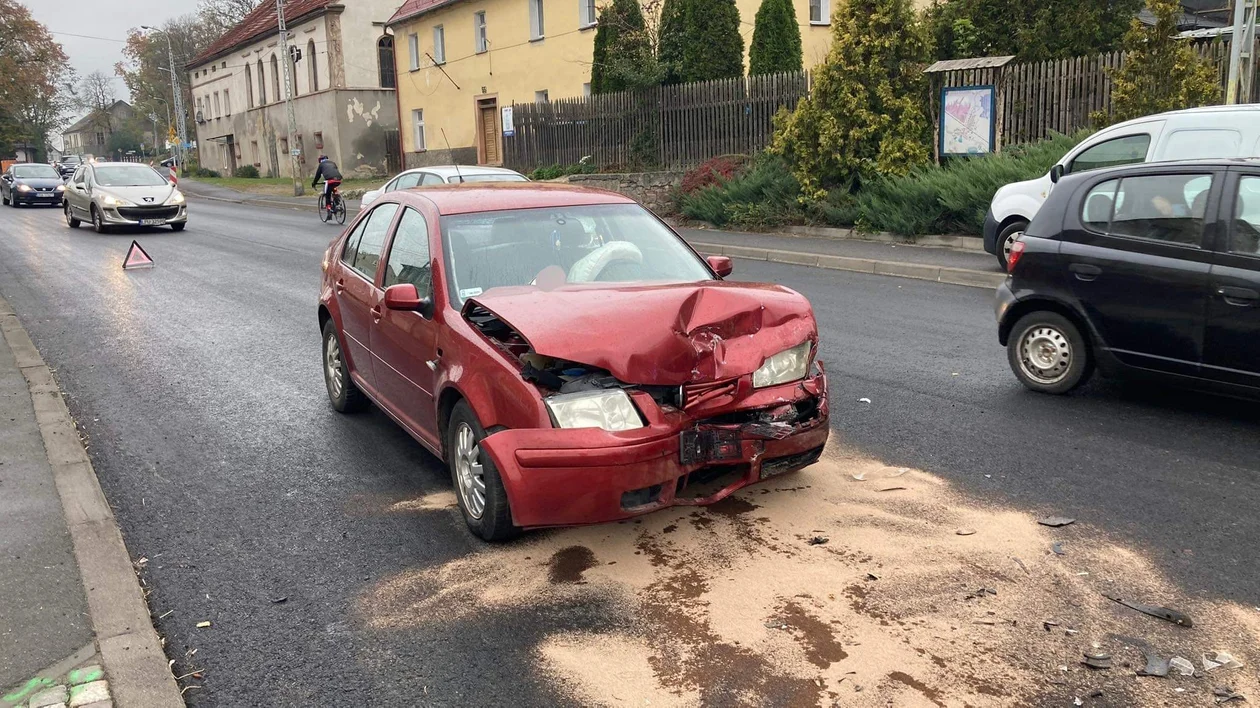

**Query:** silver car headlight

left=166, top=190, right=185, bottom=205
left=545, top=390, right=643, bottom=431
left=101, top=194, right=135, bottom=207
left=752, top=341, right=812, bottom=388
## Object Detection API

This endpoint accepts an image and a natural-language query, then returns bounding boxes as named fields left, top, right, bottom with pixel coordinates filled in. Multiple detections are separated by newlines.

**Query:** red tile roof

left=188, top=0, right=336, bottom=68
left=387, top=0, right=463, bottom=26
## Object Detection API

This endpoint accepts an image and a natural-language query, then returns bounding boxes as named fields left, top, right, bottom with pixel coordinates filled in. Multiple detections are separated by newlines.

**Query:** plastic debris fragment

left=1138, top=653, right=1170, bottom=677
left=1052, top=542, right=1067, bottom=556
left=1214, top=687, right=1246, bottom=704
left=196, top=621, right=211, bottom=628
left=1038, top=516, right=1076, bottom=527
left=1103, top=594, right=1193, bottom=627
left=1209, top=652, right=1244, bottom=670
left=1082, top=651, right=1113, bottom=670
left=1170, top=657, right=1195, bottom=676
left=858, top=398, right=872, bottom=404
left=956, top=528, right=977, bottom=536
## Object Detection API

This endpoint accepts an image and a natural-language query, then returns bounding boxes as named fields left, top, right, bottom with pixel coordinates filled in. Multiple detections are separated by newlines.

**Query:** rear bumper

left=480, top=373, right=830, bottom=528
left=982, top=208, right=1000, bottom=255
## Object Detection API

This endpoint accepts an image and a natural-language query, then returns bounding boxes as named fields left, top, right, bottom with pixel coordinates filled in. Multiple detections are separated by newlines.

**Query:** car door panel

left=370, top=207, right=441, bottom=450
left=336, top=204, right=400, bottom=391
left=1202, top=171, right=1260, bottom=387
left=1062, top=172, right=1218, bottom=376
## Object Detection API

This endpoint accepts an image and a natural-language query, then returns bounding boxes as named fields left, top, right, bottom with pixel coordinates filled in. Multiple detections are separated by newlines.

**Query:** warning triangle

left=123, top=241, right=154, bottom=270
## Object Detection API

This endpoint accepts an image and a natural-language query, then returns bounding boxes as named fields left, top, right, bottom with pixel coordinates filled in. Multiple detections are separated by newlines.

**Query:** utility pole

left=1225, top=0, right=1257, bottom=104
left=276, top=0, right=304, bottom=196
left=143, top=26, right=190, bottom=174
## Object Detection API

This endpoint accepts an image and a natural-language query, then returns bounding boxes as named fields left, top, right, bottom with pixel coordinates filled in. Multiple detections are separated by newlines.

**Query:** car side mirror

left=706, top=255, right=733, bottom=277
left=1050, top=164, right=1065, bottom=184
left=383, top=283, right=431, bottom=314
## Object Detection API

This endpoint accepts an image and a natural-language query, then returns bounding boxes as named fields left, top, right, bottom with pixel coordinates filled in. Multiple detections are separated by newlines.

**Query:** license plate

left=36, top=192, right=55, bottom=198
left=680, top=428, right=742, bottom=465
left=140, top=218, right=166, bottom=226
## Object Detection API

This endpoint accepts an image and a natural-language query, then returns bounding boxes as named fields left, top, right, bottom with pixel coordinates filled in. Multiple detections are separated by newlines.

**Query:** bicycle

left=317, top=182, right=347, bottom=225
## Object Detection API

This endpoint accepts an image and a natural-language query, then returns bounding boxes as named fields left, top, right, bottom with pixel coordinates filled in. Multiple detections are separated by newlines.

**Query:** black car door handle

left=1070, top=263, right=1102, bottom=281
left=1216, top=286, right=1259, bottom=307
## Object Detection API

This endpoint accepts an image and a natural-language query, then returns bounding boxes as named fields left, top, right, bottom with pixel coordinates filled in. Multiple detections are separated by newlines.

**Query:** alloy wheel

left=324, top=332, right=344, bottom=400
left=1018, top=325, right=1072, bottom=385
left=454, top=422, right=487, bottom=519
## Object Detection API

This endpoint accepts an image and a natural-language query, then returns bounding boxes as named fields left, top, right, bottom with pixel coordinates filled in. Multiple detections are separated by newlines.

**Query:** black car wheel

left=2, top=190, right=8, bottom=206
left=447, top=400, right=519, bottom=542
left=64, top=203, right=80, bottom=228
left=170, top=222, right=186, bottom=232
left=1007, top=311, right=1093, bottom=394
left=996, top=221, right=1028, bottom=270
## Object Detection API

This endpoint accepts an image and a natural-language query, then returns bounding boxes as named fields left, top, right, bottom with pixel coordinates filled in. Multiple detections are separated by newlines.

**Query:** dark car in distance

left=996, top=159, right=1260, bottom=397
left=54, top=155, right=82, bottom=180
left=1, top=163, right=66, bottom=207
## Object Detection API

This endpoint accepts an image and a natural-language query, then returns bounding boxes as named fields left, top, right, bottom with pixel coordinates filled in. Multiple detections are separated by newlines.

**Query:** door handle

left=1216, top=285, right=1259, bottom=307
left=334, top=279, right=345, bottom=294
left=370, top=305, right=383, bottom=322
left=1070, top=263, right=1102, bottom=281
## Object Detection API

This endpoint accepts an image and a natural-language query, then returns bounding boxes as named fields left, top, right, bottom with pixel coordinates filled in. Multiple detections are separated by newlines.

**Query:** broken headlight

left=752, top=341, right=812, bottom=389
left=545, top=390, right=644, bottom=432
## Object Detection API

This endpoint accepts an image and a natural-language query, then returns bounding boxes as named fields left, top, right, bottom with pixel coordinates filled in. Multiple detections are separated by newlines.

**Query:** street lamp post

left=141, top=26, right=190, bottom=175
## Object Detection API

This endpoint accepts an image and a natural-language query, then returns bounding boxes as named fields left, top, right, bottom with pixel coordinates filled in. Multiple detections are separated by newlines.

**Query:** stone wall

left=565, top=171, right=683, bottom=214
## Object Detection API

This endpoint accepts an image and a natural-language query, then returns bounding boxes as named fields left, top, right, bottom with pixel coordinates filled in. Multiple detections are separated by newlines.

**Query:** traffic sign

left=123, top=241, right=154, bottom=270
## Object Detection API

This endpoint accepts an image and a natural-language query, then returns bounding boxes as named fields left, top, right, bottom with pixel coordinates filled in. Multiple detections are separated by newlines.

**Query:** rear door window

left=1162, top=129, right=1242, bottom=160
left=1069, top=134, right=1152, bottom=174
left=1107, top=174, right=1214, bottom=247
left=394, top=173, right=422, bottom=190
left=1230, top=175, right=1260, bottom=256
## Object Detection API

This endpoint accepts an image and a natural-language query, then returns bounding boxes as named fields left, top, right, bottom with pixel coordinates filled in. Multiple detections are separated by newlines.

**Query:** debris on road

left=271, top=596, right=288, bottom=604
left=1082, top=651, right=1114, bottom=670
left=1103, top=594, right=1193, bottom=627
left=1207, top=652, right=1244, bottom=671
left=808, top=536, right=829, bottom=546
left=956, top=528, right=976, bottom=536
left=877, top=485, right=908, bottom=492
left=1052, top=542, right=1067, bottom=556
left=1137, top=653, right=1171, bottom=677
left=1043, top=620, right=1059, bottom=631
left=851, top=472, right=868, bottom=481
left=888, top=468, right=909, bottom=477
left=858, top=398, right=872, bottom=404
left=1214, top=686, right=1246, bottom=703
left=196, top=621, right=211, bottom=628
left=1012, top=557, right=1030, bottom=575
left=1170, top=657, right=1196, bottom=676
left=1038, top=516, right=1076, bottom=528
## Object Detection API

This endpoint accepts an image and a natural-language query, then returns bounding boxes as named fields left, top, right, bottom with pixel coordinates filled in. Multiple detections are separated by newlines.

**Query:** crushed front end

left=465, top=294, right=830, bottom=528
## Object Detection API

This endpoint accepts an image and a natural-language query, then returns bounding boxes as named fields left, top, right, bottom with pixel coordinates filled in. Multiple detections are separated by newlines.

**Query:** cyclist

left=311, top=155, right=343, bottom=213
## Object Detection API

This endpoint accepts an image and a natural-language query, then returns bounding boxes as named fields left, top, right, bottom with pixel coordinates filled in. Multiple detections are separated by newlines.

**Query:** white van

left=984, top=104, right=1260, bottom=267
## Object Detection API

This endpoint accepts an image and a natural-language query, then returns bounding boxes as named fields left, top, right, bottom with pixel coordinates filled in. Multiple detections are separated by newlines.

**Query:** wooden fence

left=505, top=43, right=1259, bottom=172
left=502, top=71, right=810, bottom=172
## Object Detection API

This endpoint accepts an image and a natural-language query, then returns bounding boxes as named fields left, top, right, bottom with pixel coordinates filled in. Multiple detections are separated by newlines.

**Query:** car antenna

left=441, top=129, right=465, bottom=184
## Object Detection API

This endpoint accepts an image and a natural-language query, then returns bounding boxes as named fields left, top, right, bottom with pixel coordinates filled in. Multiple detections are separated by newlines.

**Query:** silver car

left=360, top=165, right=527, bottom=207
left=64, top=162, right=187, bottom=233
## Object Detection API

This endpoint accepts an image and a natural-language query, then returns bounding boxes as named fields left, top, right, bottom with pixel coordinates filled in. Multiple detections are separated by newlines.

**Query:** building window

left=583, top=82, right=591, bottom=97
left=270, top=54, right=281, bottom=101
left=412, top=109, right=426, bottom=151
left=221, top=61, right=226, bottom=69
left=474, top=12, right=488, bottom=53
left=257, top=59, right=266, bottom=104
left=529, top=0, right=545, bottom=39
left=214, top=92, right=221, bottom=118
left=580, top=0, right=596, bottom=27
left=809, top=0, right=829, bottom=24
left=408, top=33, right=419, bottom=71
left=224, top=89, right=231, bottom=115
left=95, top=131, right=105, bottom=145
left=379, top=35, right=396, bottom=88
left=308, top=40, right=318, bottom=91
left=246, top=65, right=254, bottom=108
left=535, top=89, right=549, bottom=103
left=433, top=25, right=446, bottom=64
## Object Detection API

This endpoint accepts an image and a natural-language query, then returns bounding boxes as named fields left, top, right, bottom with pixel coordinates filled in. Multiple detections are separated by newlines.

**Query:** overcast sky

left=21, top=0, right=203, bottom=100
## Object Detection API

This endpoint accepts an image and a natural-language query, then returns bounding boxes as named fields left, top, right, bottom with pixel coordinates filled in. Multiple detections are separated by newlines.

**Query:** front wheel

left=1007, top=312, right=1093, bottom=394
left=91, top=206, right=109, bottom=234
left=996, top=221, right=1028, bottom=270
left=170, top=222, right=186, bottom=232
left=447, top=400, right=519, bottom=542
left=64, top=203, right=80, bottom=228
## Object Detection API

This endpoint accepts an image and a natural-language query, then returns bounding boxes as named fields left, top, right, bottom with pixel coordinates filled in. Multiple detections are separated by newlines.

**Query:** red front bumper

left=479, top=371, right=830, bottom=528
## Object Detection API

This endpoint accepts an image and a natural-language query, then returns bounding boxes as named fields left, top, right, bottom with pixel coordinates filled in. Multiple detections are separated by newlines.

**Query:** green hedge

left=233, top=165, right=260, bottom=178
left=679, top=155, right=802, bottom=228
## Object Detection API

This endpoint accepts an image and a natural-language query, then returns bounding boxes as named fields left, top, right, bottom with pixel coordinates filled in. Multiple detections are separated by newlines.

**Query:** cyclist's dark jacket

left=312, top=160, right=343, bottom=188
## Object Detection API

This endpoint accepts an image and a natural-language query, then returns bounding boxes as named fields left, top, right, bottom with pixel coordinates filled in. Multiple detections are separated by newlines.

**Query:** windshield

left=442, top=204, right=713, bottom=305
left=62, top=157, right=81, bottom=164
left=448, top=174, right=528, bottom=184
left=13, top=165, right=59, bottom=179
left=93, top=166, right=170, bottom=187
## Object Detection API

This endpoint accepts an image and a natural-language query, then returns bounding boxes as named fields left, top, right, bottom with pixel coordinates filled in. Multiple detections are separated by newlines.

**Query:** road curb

left=187, top=193, right=361, bottom=215
left=691, top=241, right=1006, bottom=289
left=0, top=295, right=184, bottom=708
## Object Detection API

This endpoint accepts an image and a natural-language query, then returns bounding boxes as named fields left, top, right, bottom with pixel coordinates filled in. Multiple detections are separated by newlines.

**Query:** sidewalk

left=180, top=178, right=363, bottom=214
left=0, top=297, right=181, bottom=708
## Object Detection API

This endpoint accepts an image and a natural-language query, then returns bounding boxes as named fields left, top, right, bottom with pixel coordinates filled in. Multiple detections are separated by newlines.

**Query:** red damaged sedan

left=318, top=184, right=829, bottom=540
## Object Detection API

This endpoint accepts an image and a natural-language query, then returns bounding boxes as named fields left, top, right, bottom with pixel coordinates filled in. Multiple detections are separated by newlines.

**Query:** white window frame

left=583, top=82, right=592, bottom=97
left=474, top=11, right=488, bottom=53
left=224, top=89, right=231, bottom=116
left=580, top=0, right=596, bottom=28
left=408, top=33, right=420, bottom=70
left=433, top=25, right=446, bottom=64
left=535, top=89, right=549, bottom=103
left=213, top=92, right=221, bottom=118
left=529, top=0, right=545, bottom=39
left=809, top=0, right=829, bottom=24
left=413, top=109, right=426, bottom=152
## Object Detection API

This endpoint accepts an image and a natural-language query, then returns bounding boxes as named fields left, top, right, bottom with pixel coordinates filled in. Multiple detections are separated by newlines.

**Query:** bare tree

left=77, top=70, right=117, bottom=132
left=198, top=0, right=263, bottom=34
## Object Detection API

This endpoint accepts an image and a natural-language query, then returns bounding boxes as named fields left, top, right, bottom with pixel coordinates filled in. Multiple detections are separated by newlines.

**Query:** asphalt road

left=0, top=198, right=1256, bottom=705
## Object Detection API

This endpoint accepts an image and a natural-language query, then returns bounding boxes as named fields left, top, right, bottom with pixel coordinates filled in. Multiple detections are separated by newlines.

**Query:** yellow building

left=385, top=0, right=838, bottom=167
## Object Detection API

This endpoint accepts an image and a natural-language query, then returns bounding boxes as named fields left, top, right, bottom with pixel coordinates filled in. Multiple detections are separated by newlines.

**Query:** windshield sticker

left=459, top=288, right=484, bottom=299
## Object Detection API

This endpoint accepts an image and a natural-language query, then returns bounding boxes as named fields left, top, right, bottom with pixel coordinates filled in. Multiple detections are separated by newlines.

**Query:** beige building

left=385, top=0, right=839, bottom=167
left=187, top=0, right=403, bottom=179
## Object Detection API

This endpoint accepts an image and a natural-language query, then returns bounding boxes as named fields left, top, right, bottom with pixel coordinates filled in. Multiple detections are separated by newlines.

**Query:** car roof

left=1102, top=103, right=1260, bottom=133
left=394, top=182, right=635, bottom=215
left=88, top=162, right=160, bottom=168
left=399, top=165, right=523, bottom=179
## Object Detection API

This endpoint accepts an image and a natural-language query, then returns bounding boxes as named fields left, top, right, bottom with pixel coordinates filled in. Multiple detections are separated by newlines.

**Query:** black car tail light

left=1007, top=239, right=1026, bottom=273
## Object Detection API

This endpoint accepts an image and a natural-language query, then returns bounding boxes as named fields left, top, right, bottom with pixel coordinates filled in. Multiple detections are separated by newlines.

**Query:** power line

left=50, top=30, right=127, bottom=44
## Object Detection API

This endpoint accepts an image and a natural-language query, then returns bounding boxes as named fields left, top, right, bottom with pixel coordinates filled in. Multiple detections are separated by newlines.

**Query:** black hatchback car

left=996, top=159, right=1260, bottom=395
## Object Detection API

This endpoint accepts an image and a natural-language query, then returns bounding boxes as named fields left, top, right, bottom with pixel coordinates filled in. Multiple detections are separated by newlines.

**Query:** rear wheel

left=318, top=194, right=332, bottom=223
left=334, top=197, right=346, bottom=225
left=447, top=400, right=519, bottom=542
left=1007, top=311, right=1093, bottom=394
left=996, top=221, right=1028, bottom=270
left=2, top=190, right=8, bottom=205
left=64, top=203, right=80, bottom=228
left=322, top=319, right=368, bottom=413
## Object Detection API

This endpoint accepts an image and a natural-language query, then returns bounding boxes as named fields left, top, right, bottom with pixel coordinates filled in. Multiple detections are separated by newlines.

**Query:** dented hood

left=465, top=282, right=817, bottom=386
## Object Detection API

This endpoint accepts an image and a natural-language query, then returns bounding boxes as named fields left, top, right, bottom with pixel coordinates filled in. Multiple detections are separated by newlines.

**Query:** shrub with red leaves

left=680, top=155, right=748, bottom=196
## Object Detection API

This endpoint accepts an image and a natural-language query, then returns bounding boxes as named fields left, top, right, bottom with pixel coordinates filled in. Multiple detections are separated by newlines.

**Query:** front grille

left=118, top=206, right=179, bottom=220
left=760, top=445, right=824, bottom=480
